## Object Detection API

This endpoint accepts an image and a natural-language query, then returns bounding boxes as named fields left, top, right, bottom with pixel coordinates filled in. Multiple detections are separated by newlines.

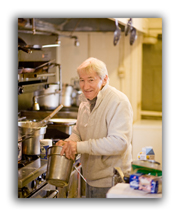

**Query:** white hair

left=77, top=57, right=109, bottom=83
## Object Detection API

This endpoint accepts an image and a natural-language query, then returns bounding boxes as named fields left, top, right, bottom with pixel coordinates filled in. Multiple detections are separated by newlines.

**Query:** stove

left=18, top=157, right=58, bottom=198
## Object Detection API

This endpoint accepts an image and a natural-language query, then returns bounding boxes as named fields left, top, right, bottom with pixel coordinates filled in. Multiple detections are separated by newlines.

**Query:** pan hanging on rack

left=18, top=37, right=42, bottom=53
left=18, top=37, right=60, bottom=54
left=18, top=59, right=55, bottom=74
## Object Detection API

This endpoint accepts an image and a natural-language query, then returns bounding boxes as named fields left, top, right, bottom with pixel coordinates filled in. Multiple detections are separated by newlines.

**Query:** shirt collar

left=79, top=83, right=109, bottom=103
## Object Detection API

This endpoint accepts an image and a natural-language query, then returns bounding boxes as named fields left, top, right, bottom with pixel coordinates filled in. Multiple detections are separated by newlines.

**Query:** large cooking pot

left=46, top=146, right=74, bottom=187
left=18, top=121, right=47, bottom=156
left=38, top=84, right=60, bottom=110
left=18, top=127, right=22, bottom=161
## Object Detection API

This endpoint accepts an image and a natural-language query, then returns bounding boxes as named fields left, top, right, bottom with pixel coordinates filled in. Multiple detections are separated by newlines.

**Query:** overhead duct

left=18, top=18, right=80, bottom=50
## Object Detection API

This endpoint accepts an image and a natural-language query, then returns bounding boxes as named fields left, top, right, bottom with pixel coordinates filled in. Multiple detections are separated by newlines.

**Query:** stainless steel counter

left=18, top=158, right=47, bottom=189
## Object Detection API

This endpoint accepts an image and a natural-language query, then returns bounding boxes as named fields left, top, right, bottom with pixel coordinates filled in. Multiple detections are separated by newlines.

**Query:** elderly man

left=56, top=57, right=133, bottom=198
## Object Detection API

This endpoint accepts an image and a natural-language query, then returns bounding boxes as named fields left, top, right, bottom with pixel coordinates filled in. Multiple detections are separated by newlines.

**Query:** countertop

left=106, top=183, right=162, bottom=198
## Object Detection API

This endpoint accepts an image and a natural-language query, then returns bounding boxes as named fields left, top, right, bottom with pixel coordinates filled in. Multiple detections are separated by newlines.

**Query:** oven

left=18, top=157, right=58, bottom=198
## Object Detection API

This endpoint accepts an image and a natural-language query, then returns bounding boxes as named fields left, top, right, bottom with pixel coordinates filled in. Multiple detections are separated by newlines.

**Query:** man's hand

left=56, top=140, right=77, bottom=160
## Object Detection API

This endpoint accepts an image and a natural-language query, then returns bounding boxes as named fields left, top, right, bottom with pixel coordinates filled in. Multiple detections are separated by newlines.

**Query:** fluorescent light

left=42, top=44, right=60, bottom=48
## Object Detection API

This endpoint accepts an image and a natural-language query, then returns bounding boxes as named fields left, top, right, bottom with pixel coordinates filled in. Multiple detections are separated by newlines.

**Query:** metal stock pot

left=18, top=121, right=47, bottom=156
left=46, top=146, right=74, bottom=187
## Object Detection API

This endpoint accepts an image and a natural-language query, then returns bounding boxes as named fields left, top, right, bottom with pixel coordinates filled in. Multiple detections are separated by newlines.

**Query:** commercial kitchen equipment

left=18, top=157, right=58, bottom=198
left=18, top=111, right=84, bottom=198
left=18, top=60, right=62, bottom=96
left=18, top=122, right=47, bottom=156
left=17, top=36, right=84, bottom=197
left=18, top=143, right=85, bottom=198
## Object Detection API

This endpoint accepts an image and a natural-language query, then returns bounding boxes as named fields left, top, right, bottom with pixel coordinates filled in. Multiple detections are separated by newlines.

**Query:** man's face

left=78, top=69, right=104, bottom=100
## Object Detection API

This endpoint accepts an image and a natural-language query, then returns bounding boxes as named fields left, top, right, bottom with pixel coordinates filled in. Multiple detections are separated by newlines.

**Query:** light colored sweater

left=67, top=84, right=133, bottom=187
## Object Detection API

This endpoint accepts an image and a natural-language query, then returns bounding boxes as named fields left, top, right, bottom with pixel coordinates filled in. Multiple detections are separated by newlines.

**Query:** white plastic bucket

left=40, top=139, right=52, bottom=159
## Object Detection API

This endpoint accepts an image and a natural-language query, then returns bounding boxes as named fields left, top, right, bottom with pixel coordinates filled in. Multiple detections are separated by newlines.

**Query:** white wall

left=132, top=120, right=162, bottom=165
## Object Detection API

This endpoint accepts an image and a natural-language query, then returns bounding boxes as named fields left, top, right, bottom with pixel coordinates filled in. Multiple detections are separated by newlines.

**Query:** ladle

left=130, top=27, right=137, bottom=45
left=27, top=104, right=63, bottom=128
left=125, top=18, right=132, bottom=36
left=113, top=19, right=121, bottom=46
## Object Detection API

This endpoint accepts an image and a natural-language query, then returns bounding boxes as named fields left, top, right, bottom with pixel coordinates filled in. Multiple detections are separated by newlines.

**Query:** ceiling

left=18, top=18, right=125, bottom=36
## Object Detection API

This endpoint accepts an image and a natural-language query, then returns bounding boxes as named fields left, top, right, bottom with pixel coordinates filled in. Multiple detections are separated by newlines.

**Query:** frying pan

left=18, top=59, right=55, bottom=73
left=18, top=37, right=42, bottom=53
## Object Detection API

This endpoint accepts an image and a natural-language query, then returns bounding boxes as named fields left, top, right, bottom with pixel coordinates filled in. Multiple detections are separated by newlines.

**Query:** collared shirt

left=88, top=97, right=97, bottom=112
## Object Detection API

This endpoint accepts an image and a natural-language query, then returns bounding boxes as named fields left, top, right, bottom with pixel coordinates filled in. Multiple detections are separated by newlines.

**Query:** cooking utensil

left=24, top=104, right=63, bottom=128
left=130, top=27, right=137, bottom=45
left=18, top=127, right=22, bottom=161
left=113, top=19, right=121, bottom=46
left=125, top=18, right=132, bottom=36
left=18, top=59, right=55, bottom=73
left=18, top=122, right=47, bottom=156
left=18, top=37, right=42, bottom=53
left=38, top=84, right=60, bottom=110
left=124, top=18, right=137, bottom=46
left=46, top=146, right=74, bottom=187
left=34, top=104, right=64, bottom=127
left=18, top=104, right=63, bottom=155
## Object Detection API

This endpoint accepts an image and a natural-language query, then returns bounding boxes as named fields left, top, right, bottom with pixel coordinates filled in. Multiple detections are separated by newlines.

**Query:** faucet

left=33, top=90, right=61, bottom=110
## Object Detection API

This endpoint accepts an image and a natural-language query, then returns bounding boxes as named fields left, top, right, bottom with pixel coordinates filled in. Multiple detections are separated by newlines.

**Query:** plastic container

left=40, top=139, right=52, bottom=159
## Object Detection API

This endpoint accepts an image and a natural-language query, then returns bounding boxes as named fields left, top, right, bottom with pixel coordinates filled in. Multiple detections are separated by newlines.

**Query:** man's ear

left=103, top=75, right=108, bottom=85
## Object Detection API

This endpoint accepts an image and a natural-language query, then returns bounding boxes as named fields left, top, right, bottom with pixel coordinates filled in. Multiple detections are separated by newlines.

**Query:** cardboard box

left=139, top=175, right=159, bottom=193
left=137, top=146, right=155, bottom=161
left=129, top=173, right=143, bottom=189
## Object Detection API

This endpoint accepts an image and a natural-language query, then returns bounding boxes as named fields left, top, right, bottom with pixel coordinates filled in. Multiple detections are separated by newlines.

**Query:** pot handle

left=45, top=190, right=59, bottom=198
